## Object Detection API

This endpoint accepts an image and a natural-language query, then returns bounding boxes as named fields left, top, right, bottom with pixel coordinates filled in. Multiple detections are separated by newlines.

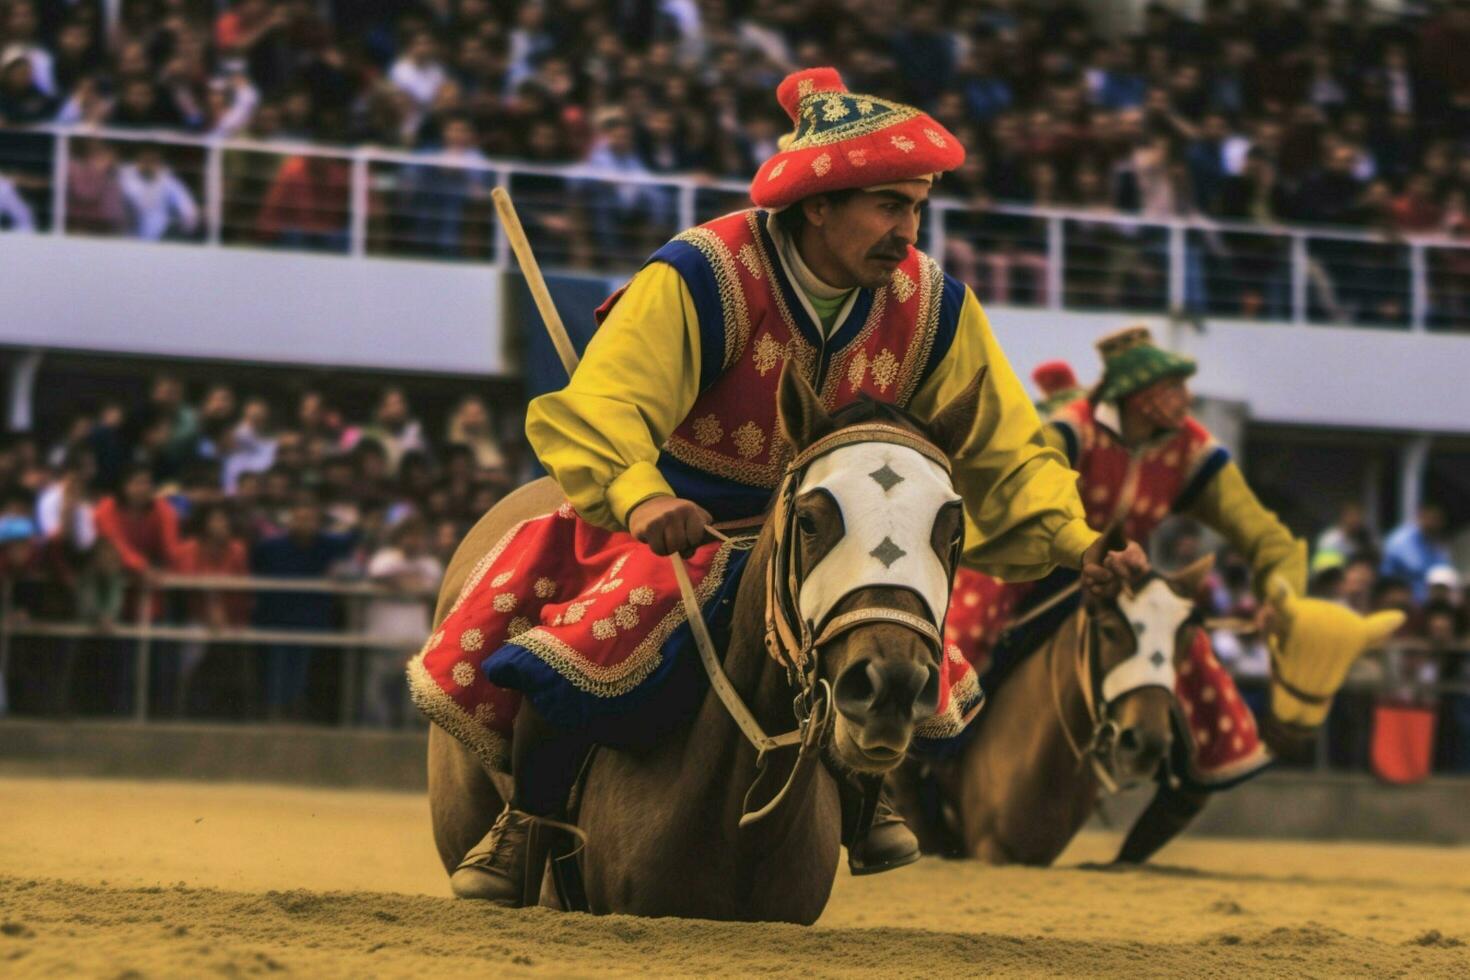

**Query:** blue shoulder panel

left=647, top=241, right=728, bottom=393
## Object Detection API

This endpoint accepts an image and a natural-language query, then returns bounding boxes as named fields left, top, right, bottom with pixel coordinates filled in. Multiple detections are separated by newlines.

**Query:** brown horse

left=896, top=556, right=1213, bottom=866
left=427, top=365, right=982, bottom=921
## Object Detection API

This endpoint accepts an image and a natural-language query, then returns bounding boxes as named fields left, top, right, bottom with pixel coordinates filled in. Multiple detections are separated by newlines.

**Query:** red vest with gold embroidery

left=1049, top=398, right=1229, bottom=543
left=596, top=208, right=965, bottom=522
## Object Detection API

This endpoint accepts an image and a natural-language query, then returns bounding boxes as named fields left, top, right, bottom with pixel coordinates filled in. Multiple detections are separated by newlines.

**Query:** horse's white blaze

left=795, top=441, right=960, bottom=632
left=1104, top=578, right=1192, bottom=702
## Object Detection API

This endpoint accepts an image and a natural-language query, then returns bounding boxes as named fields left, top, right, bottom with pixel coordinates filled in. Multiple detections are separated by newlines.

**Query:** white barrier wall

left=986, top=309, right=1470, bottom=435
left=0, top=234, right=505, bottom=376
left=3, top=233, right=1469, bottom=434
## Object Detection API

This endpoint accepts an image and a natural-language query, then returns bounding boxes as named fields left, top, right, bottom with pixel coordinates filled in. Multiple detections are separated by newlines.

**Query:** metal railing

left=3, top=571, right=1468, bottom=776
left=5, top=124, right=1470, bottom=331
left=0, top=573, right=435, bottom=725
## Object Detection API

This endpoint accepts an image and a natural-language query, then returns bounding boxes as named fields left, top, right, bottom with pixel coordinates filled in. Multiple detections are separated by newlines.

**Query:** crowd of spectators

left=0, top=368, right=1467, bottom=778
left=8, top=2, right=1470, bottom=320
left=1162, top=498, right=1470, bottom=776
left=0, top=372, right=526, bottom=725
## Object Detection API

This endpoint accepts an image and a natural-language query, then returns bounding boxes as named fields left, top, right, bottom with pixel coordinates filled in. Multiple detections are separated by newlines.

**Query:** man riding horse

left=411, top=67, right=1144, bottom=906
left=944, top=325, right=1399, bottom=862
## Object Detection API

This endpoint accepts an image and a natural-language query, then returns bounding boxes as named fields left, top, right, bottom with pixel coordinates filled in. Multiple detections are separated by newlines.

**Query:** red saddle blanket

left=411, top=503, right=983, bottom=771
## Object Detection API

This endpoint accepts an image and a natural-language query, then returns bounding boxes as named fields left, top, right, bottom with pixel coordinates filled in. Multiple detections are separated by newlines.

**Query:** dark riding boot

left=452, top=703, right=590, bottom=905
left=841, top=775, right=920, bottom=875
left=451, top=804, right=537, bottom=905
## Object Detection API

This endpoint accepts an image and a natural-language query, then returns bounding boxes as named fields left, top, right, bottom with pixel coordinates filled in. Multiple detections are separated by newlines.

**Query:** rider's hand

left=1080, top=538, right=1150, bottom=599
left=628, top=496, right=713, bottom=559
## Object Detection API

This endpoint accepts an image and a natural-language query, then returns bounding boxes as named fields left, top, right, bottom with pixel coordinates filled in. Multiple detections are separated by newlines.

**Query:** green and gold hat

left=1093, top=325, right=1196, bottom=404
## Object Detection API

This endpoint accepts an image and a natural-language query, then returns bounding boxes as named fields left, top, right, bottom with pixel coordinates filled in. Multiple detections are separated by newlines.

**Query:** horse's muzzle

left=1109, top=725, right=1169, bottom=784
left=834, top=657, right=941, bottom=730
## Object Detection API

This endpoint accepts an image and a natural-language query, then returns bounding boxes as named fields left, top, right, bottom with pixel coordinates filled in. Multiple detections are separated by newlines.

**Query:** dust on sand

left=2, top=777, right=1467, bottom=977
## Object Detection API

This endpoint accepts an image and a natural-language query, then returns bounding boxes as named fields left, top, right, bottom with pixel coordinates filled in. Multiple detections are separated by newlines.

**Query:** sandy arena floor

left=1, top=776, right=1467, bottom=977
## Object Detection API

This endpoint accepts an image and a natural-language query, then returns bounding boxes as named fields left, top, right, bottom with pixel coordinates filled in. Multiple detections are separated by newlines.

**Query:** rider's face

left=802, top=183, right=929, bottom=290
left=1124, top=377, right=1190, bottom=433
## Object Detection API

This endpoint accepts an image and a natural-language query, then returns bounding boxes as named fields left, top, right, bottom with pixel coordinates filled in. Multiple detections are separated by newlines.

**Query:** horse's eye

left=797, top=513, right=818, bottom=535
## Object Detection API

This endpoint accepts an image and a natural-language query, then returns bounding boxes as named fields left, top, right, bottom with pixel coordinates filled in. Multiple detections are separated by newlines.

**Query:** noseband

left=670, top=421, right=959, bottom=827
left=1049, top=579, right=1196, bottom=794
left=763, top=422, right=957, bottom=679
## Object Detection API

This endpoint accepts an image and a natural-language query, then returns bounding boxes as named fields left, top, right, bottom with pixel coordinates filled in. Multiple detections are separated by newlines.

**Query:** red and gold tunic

left=945, top=398, right=1270, bottom=786
left=412, top=209, right=1040, bottom=771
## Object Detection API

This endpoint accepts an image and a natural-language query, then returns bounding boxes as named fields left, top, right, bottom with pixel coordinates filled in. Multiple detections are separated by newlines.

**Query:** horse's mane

left=828, top=395, right=928, bottom=436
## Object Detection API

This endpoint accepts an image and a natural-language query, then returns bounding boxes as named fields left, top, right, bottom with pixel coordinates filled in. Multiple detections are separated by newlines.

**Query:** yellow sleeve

left=908, top=288, right=1098, bottom=580
left=1181, top=461, right=1307, bottom=597
left=524, top=262, right=701, bottom=530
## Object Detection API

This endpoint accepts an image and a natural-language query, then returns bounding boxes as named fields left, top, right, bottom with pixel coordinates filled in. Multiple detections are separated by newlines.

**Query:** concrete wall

left=4, top=720, right=1468, bottom=845
left=0, top=234, right=506, bottom=376
left=4, top=234, right=1469, bottom=434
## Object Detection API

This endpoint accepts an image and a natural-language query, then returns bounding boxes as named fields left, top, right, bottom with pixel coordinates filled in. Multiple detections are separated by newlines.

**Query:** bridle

left=1047, top=577, right=1198, bottom=795
left=671, top=421, right=959, bottom=827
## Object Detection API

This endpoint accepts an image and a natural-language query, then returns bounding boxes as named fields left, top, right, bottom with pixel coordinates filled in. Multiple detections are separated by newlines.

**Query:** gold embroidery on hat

left=811, top=152, right=833, bottom=176
left=798, top=78, right=815, bottom=97
left=821, top=96, right=849, bottom=121
left=692, top=414, right=723, bottom=446
left=769, top=159, right=787, bottom=180
left=786, top=102, right=920, bottom=150
left=890, top=134, right=916, bottom=153
left=733, top=421, right=766, bottom=459
left=856, top=98, right=874, bottom=115
left=924, top=128, right=947, bottom=147
left=847, top=148, right=867, bottom=167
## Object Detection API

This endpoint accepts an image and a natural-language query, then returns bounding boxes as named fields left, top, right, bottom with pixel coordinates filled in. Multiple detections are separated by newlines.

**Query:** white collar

left=1093, top=399, right=1178, bottom=452
left=1093, top=400, right=1123, bottom=437
left=765, top=213, right=859, bottom=338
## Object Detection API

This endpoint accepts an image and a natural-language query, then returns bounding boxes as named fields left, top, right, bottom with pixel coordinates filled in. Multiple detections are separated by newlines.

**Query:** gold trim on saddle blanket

left=406, top=512, right=544, bottom=773
left=510, top=540, right=738, bottom=699
left=914, top=644, right=985, bottom=740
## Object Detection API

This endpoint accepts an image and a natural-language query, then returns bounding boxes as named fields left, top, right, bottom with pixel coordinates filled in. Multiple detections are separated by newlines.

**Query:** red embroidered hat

left=1031, top=360, right=1080, bottom=397
left=750, top=67, right=965, bottom=210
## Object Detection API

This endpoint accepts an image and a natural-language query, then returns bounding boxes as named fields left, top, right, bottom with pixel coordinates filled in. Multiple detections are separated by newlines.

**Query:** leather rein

left=670, top=422, right=954, bottom=828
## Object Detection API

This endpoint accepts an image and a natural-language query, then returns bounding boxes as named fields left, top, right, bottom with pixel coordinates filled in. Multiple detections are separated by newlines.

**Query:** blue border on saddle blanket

left=482, top=549, right=753, bottom=750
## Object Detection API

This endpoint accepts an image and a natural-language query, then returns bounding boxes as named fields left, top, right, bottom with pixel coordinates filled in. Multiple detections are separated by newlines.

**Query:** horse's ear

left=777, top=359, right=833, bottom=451
left=927, top=366, right=988, bottom=459
left=1167, top=552, right=1215, bottom=600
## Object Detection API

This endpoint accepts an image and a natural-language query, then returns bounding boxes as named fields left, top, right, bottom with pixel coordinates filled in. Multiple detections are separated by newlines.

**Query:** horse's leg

left=956, top=648, right=1096, bottom=866
left=1113, top=782, right=1209, bottom=865
left=427, top=723, right=506, bottom=874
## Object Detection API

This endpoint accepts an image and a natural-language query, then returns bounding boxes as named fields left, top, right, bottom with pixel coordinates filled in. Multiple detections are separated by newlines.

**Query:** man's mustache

left=866, top=240, right=908, bottom=261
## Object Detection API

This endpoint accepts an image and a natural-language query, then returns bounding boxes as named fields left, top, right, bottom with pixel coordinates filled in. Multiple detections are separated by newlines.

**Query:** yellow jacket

left=1039, top=424, right=1306, bottom=597
left=526, top=261, right=1099, bottom=582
